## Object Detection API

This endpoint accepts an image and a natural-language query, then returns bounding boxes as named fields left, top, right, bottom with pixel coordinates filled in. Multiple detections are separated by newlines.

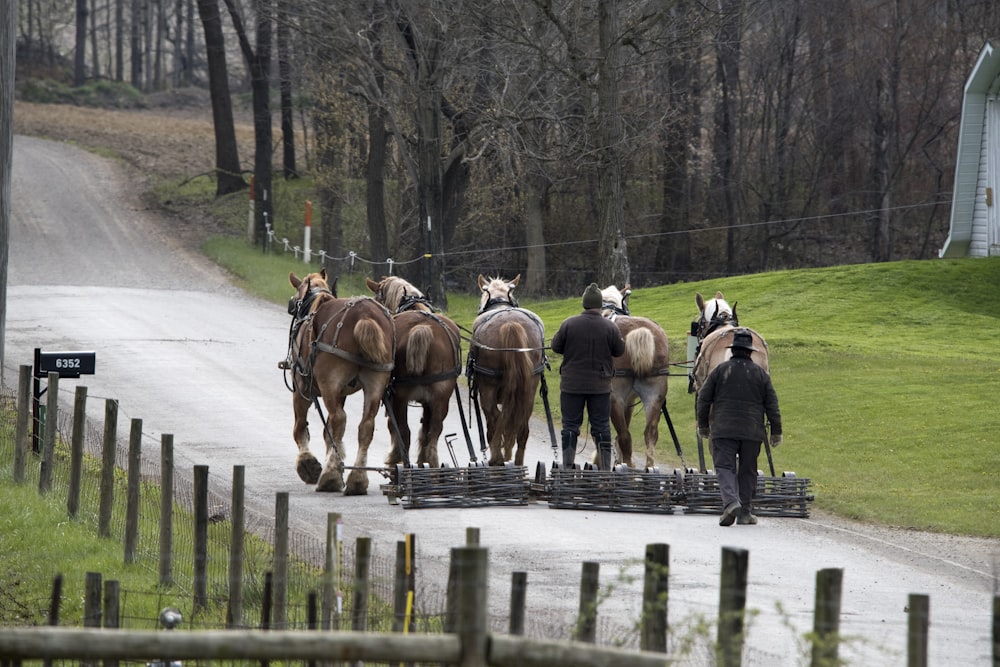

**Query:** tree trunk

left=74, top=0, right=88, bottom=86
left=249, top=1, right=274, bottom=247
left=522, top=174, right=549, bottom=295
left=196, top=0, right=245, bottom=196
left=130, top=0, right=141, bottom=88
left=89, top=0, right=100, bottom=80
left=710, top=0, right=742, bottom=276
left=276, top=0, right=297, bottom=179
left=313, top=97, right=344, bottom=266
left=595, top=0, right=629, bottom=287
left=224, top=0, right=273, bottom=244
left=115, top=0, right=123, bottom=81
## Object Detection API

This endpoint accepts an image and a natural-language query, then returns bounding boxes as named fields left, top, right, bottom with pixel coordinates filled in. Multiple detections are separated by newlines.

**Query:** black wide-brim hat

left=727, top=329, right=759, bottom=352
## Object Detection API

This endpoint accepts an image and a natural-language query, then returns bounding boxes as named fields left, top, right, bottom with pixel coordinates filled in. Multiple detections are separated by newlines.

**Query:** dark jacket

left=550, top=309, right=625, bottom=394
left=696, top=356, right=781, bottom=441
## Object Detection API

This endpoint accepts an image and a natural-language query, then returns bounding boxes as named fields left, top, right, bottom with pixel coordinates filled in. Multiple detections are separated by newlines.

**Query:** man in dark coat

left=696, top=329, right=782, bottom=526
left=550, top=283, right=626, bottom=470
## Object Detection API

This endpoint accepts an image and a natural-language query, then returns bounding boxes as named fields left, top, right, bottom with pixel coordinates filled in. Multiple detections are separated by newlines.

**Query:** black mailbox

left=34, top=348, right=97, bottom=379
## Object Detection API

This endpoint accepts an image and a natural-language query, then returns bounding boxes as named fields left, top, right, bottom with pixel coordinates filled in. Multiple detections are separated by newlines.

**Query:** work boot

left=719, top=501, right=741, bottom=526
left=596, top=440, right=613, bottom=472
left=561, top=430, right=578, bottom=469
left=737, top=510, right=758, bottom=525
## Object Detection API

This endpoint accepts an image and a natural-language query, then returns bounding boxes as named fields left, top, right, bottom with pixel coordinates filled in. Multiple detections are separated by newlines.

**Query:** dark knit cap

left=582, top=283, right=603, bottom=309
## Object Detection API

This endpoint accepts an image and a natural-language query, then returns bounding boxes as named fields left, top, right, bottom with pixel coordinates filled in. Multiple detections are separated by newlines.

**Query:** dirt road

left=4, top=134, right=999, bottom=665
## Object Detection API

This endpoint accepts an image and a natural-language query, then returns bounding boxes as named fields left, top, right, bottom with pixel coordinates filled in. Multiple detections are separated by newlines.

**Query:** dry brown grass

left=13, top=100, right=257, bottom=183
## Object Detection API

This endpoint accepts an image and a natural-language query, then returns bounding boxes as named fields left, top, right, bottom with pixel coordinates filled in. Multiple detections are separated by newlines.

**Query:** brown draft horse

left=599, top=285, right=671, bottom=470
left=468, top=274, right=546, bottom=466
left=285, top=269, right=395, bottom=494
left=691, top=290, right=769, bottom=396
left=365, top=275, right=462, bottom=468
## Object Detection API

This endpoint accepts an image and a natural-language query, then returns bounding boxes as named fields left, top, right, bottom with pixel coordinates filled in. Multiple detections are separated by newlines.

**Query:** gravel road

left=4, top=135, right=999, bottom=665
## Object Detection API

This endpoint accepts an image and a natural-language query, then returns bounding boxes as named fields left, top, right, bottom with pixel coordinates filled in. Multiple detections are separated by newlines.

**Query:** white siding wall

left=989, top=96, right=1000, bottom=256
left=971, top=102, right=989, bottom=257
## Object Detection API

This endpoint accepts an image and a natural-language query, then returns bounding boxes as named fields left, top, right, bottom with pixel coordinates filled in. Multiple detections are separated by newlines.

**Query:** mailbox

left=33, top=348, right=96, bottom=379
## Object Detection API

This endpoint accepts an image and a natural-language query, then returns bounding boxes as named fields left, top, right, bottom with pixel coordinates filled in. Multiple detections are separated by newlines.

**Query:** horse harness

left=283, top=296, right=395, bottom=401
left=466, top=304, right=548, bottom=382
left=388, top=304, right=463, bottom=388
left=467, top=300, right=558, bottom=455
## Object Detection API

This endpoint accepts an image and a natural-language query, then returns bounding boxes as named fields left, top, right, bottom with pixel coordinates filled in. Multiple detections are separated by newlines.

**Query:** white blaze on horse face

left=600, top=286, right=623, bottom=309
left=704, top=298, right=732, bottom=324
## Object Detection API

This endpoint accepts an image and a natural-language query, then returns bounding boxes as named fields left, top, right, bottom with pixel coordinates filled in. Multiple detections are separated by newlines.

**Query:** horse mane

left=382, top=277, right=419, bottom=312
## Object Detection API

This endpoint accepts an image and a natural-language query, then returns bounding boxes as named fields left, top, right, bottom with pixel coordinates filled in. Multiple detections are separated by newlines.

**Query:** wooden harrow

left=543, top=464, right=685, bottom=514
left=383, top=462, right=531, bottom=509
left=680, top=469, right=813, bottom=517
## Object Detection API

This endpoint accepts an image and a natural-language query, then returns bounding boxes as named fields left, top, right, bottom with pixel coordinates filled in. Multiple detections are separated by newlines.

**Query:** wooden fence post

left=82, top=572, right=102, bottom=667
left=103, top=579, right=121, bottom=667
left=452, top=546, right=488, bottom=667
left=67, top=385, right=87, bottom=517
left=47, top=574, right=62, bottom=626
left=811, top=568, right=843, bottom=667
left=352, top=537, right=373, bottom=633
left=227, top=465, right=246, bottom=628
left=273, top=491, right=290, bottom=630
left=907, top=593, right=929, bottom=667
left=14, top=365, right=31, bottom=483
left=158, top=434, right=174, bottom=587
left=509, top=571, right=527, bottom=636
left=98, top=398, right=118, bottom=538
left=38, top=372, right=58, bottom=494
left=124, top=418, right=142, bottom=564
left=992, top=594, right=999, bottom=667
left=393, top=534, right=416, bottom=636
left=641, top=543, right=669, bottom=653
left=575, top=561, right=600, bottom=643
left=193, top=465, right=208, bottom=611
left=322, top=513, right=343, bottom=631
left=718, top=546, right=749, bottom=667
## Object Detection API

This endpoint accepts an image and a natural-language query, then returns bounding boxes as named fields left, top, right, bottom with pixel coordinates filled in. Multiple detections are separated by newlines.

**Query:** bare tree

left=196, top=0, right=245, bottom=196
left=594, top=0, right=629, bottom=287
left=74, top=0, right=88, bottom=85
left=276, top=0, right=297, bottom=179
left=224, top=0, right=273, bottom=246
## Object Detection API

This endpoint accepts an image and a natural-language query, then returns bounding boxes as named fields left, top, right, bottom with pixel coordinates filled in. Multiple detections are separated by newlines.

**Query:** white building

left=940, top=41, right=1000, bottom=258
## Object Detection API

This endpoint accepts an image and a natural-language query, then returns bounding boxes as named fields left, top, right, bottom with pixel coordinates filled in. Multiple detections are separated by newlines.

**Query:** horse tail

left=354, top=318, right=392, bottom=367
left=496, top=321, right=534, bottom=436
left=626, top=327, right=655, bottom=377
left=405, top=324, right=434, bottom=375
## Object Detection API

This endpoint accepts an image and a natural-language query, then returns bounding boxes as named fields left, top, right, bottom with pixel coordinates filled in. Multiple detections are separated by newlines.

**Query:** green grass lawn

left=207, top=240, right=1000, bottom=538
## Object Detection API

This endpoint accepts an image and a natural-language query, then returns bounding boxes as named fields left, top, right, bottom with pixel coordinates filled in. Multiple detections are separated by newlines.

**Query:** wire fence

left=0, top=384, right=662, bottom=651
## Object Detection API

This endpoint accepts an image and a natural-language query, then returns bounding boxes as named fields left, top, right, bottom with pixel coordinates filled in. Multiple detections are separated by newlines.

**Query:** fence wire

left=1, top=386, right=843, bottom=665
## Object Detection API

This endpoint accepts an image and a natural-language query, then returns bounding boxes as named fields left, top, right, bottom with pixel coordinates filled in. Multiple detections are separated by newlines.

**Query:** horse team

left=283, top=271, right=768, bottom=495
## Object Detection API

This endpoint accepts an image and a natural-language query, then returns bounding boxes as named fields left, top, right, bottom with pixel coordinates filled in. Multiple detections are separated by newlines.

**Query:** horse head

left=289, top=269, right=336, bottom=318
left=695, top=290, right=737, bottom=338
left=600, top=284, right=631, bottom=317
left=477, top=274, right=520, bottom=313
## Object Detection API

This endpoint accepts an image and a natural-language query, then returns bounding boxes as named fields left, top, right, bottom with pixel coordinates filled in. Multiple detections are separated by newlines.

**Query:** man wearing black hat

left=696, top=328, right=782, bottom=526
left=551, top=283, right=626, bottom=471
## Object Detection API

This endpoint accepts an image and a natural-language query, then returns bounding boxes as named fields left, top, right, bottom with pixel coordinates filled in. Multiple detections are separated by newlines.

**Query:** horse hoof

left=296, top=456, right=322, bottom=484
left=344, top=470, right=369, bottom=496
left=316, top=471, right=344, bottom=493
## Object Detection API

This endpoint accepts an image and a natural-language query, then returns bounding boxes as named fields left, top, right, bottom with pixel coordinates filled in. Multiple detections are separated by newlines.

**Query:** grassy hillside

left=214, top=242, right=1000, bottom=538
